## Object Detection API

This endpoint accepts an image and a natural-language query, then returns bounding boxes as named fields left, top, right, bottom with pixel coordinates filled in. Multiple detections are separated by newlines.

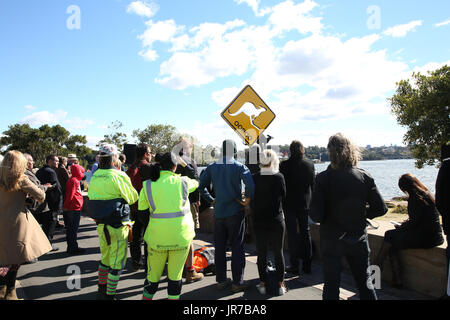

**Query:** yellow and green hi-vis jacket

left=138, top=171, right=198, bottom=250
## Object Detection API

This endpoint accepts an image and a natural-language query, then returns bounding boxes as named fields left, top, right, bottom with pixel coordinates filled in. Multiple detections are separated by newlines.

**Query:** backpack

left=192, top=246, right=216, bottom=275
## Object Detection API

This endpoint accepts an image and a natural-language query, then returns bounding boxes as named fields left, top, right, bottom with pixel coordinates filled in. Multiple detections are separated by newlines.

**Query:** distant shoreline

left=198, top=157, right=416, bottom=167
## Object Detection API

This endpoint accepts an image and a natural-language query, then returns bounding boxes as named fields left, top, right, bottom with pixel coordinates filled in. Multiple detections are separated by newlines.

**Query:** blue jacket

left=199, top=157, right=254, bottom=218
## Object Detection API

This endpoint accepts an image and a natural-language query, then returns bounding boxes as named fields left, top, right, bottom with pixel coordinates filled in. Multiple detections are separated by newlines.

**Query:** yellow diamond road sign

left=221, top=85, right=276, bottom=146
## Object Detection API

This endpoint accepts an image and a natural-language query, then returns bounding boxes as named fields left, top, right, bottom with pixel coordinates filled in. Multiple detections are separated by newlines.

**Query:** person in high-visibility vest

left=138, top=152, right=198, bottom=300
left=88, top=144, right=139, bottom=300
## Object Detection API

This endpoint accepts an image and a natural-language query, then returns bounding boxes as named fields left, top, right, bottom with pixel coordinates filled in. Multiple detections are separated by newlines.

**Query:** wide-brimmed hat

left=67, top=154, right=78, bottom=161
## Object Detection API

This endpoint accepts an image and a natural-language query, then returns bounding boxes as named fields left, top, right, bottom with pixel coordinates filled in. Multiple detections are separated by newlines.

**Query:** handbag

left=87, top=198, right=130, bottom=228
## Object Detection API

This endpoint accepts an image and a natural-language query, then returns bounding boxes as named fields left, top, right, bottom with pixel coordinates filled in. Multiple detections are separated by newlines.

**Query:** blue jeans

left=214, top=210, right=246, bottom=285
left=63, top=211, right=81, bottom=251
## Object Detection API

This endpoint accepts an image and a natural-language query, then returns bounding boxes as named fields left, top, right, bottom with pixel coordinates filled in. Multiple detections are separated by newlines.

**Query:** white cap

left=98, top=144, right=119, bottom=157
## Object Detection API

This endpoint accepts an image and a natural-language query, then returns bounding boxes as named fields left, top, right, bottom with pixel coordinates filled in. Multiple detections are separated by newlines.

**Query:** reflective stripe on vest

left=181, top=177, right=188, bottom=206
left=145, top=179, right=189, bottom=219
left=145, top=181, right=157, bottom=212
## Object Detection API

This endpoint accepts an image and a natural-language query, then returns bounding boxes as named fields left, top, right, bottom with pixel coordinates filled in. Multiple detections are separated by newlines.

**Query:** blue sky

left=1, top=0, right=449, bottom=150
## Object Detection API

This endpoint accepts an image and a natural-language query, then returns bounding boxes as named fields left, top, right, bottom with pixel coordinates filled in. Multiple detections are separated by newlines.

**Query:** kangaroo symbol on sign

left=228, top=102, right=267, bottom=130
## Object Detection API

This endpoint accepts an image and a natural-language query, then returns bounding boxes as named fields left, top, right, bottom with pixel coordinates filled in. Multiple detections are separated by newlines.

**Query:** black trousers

left=254, top=219, right=286, bottom=283
left=321, top=234, right=377, bottom=300
left=0, top=265, right=20, bottom=288
left=35, top=210, right=58, bottom=242
left=130, top=210, right=148, bottom=267
left=214, top=211, right=246, bottom=285
left=285, top=209, right=312, bottom=268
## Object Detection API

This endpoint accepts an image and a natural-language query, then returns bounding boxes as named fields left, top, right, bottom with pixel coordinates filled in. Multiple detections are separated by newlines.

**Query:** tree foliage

left=0, top=124, right=92, bottom=167
left=97, top=121, right=128, bottom=151
left=389, top=65, right=450, bottom=168
left=132, top=124, right=180, bottom=155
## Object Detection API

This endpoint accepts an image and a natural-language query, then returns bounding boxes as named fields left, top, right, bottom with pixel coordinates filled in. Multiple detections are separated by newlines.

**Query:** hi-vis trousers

left=97, top=224, right=129, bottom=271
left=142, top=245, right=190, bottom=300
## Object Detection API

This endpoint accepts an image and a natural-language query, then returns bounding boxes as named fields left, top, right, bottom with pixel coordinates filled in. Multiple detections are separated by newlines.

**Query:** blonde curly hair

left=0, top=150, right=27, bottom=192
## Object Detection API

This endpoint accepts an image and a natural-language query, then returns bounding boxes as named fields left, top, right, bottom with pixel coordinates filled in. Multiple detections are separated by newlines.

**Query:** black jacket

left=251, top=171, right=286, bottom=223
left=36, top=165, right=62, bottom=213
left=279, top=156, right=315, bottom=212
left=396, top=195, right=444, bottom=248
left=436, top=159, right=450, bottom=235
left=310, top=165, right=387, bottom=239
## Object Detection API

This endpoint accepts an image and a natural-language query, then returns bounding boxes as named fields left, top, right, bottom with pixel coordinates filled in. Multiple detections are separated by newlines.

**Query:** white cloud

left=24, top=105, right=36, bottom=111
left=20, top=110, right=94, bottom=130
left=268, top=0, right=322, bottom=35
left=155, top=20, right=259, bottom=89
left=212, top=87, right=242, bottom=108
left=63, top=117, right=95, bottom=130
left=20, top=110, right=68, bottom=127
left=383, top=20, right=422, bottom=38
left=233, top=0, right=271, bottom=17
left=138, top=19, right=185, bottom=61
left=128, top=1, right=446, bottom=147
left=239, top=33, right=408, bottom=122
left=134, top=1, right=322, bottom=89
left=86, top=136, right=103, bottom=149
left=411, top=60, right=450, bottom=76
left=126, top=1, right=158, bottom=18
left=434, top=19, right=450, bottom=27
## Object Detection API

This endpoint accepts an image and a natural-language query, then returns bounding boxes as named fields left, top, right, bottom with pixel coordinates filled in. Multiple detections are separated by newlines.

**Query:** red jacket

left=63, top=164, right=85, bottom=212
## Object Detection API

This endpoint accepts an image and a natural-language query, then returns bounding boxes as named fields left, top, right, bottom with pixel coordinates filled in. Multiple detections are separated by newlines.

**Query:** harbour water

left=199, top=159, right=439, bottom=200
left=315, top=159, right=439, bottom=200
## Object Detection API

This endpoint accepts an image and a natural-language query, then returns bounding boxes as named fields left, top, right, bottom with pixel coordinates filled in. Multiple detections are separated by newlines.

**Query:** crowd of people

left=0, top=134, right=448, bottom=301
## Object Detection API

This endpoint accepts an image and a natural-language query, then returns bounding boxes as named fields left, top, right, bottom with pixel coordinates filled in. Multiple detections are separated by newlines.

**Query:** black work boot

left=96, top=284, right=107, bottom=300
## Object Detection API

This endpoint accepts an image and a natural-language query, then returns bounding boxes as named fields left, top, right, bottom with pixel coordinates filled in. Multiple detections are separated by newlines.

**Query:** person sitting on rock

left=374, top=173, right=444, bottom=288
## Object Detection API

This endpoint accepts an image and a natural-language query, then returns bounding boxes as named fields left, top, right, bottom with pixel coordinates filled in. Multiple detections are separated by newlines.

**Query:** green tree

left=389, top=65, right=450, bottom=168
left=132, top=124, right=179, bottom=155
left=0, top=124, right=92, bottom=167
left=97, top=121, right=128, bottom=151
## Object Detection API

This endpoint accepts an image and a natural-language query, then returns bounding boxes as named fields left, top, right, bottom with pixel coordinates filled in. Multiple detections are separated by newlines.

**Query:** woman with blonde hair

left=0, top=151, right=52, bottom=300
left=251, top=149, right=288, bottom=295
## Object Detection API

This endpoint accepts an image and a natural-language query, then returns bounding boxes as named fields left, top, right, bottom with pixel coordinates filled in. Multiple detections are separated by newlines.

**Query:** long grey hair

left=327, top=133, right=362, bottom=169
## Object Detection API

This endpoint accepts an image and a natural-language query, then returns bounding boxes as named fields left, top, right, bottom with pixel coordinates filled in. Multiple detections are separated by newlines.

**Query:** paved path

left=16, top=213, right=431, bottom=301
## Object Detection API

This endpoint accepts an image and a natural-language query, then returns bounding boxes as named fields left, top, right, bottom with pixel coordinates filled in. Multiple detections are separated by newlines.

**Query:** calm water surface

left=199, top=159, right=439, bottom=200
left=315, top=159, right=438, bottom=200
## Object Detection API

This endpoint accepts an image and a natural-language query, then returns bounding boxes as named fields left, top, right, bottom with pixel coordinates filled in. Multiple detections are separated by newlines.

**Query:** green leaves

left=97, top=121, right=128, bottom=151
left=132, top=124, right=179, bottom=155
left=0, top=124, right=91, bottom=167
left=389, top=65, right=450, bottom=168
